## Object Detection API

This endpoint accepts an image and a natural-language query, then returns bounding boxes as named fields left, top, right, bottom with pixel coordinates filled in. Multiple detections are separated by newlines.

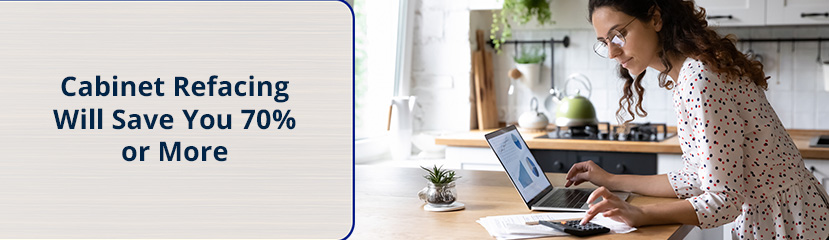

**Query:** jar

left=417, top=181, right=457, bottom=206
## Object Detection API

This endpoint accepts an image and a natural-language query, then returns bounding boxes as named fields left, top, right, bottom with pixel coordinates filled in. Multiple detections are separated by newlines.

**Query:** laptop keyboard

left=538, top=189, right=592, bottom=208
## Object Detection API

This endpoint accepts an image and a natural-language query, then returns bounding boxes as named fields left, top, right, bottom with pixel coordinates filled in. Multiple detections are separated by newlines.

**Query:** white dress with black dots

left=667, top=57, right=829, bottom=240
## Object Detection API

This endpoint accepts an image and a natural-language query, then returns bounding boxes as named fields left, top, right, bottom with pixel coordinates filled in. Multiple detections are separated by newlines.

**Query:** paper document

left=476, top=212, right=637, bottom=240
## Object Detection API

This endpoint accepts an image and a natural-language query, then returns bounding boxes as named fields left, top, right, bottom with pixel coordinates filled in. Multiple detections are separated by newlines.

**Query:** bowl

left=412, top=131, right=448, bottom=158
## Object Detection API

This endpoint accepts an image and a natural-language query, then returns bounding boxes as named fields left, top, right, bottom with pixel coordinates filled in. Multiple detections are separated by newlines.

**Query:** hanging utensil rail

left=736, top=37, right=829, bottom=43
left=487, top=36, right=570, bottom=98
left=737, top=37, right=829, bottom=62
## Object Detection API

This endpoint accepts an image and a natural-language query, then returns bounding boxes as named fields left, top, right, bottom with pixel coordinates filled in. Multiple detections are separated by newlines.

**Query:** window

left=355, top=0, right=411, bottom=140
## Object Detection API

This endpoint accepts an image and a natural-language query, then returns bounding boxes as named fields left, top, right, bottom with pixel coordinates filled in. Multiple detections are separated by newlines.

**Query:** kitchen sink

left=811, top=135, right=829, bottom=148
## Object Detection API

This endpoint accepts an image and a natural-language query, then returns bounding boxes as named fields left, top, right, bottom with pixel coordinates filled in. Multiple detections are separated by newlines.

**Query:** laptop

left=484, top=125, right=630, bottom=211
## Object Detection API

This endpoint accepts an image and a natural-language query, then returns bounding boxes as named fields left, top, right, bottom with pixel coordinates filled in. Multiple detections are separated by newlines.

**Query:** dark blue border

left=338, top=1, right=356, bottom=240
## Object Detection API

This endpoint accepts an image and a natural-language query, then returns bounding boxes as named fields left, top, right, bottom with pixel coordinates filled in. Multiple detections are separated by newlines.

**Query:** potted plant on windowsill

left=491, top=0, right=553, bottom=53
left=417, top=165, right=465, bottom=211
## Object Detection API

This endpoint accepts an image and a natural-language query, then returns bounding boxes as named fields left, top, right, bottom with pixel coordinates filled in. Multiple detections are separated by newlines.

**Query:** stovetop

left=536, top=122, right=675, bottom=142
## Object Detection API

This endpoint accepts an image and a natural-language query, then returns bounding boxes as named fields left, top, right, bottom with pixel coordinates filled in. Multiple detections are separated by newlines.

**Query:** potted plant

left=417, top=165, right=460, bottom=207
left=490, top=0, right=553, bottom=53
left=513, top=46, right=545, bottom=86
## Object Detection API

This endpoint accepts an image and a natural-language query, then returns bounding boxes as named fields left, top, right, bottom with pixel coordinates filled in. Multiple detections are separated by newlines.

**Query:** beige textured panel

left=0, top=1, right=353, bottom=238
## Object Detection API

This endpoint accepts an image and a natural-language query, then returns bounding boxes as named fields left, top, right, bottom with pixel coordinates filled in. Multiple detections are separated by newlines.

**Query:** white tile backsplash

left=817, top=64, right=828, bottom=91
left=818, top=93, right=829, bottom=114
left=817, top=112, right=829, bottom=129
left=793, top=91, right=817, bottom=113
left=793, top=111, right=817, bottom=129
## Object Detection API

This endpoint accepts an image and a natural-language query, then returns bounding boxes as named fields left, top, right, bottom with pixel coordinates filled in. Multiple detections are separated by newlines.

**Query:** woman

left=565, top=0, right=829, bottom=239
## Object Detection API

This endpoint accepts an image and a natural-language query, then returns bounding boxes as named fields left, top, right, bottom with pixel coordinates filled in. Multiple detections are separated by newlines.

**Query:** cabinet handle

left=801, top=12, right=829, bottom=18
left=707, top=15, right=733, bottom=20
left=614, top=163, right=626, bottom=174
left=552, top=161, right=564, bottom=171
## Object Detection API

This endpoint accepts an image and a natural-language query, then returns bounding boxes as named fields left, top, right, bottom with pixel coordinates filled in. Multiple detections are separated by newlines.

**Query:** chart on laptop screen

left=488, top=130, right=550, bottom=202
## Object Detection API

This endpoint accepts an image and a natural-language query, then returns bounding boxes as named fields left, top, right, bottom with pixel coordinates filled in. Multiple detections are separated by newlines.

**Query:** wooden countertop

left=435, top=128, right=829, bottom=160
left=352, top=165, right=693, bottom=239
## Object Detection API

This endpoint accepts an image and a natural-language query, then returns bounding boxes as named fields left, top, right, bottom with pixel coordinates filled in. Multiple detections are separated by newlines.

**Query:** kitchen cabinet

left=696, top=0, right=829, bottom=26
left=696, top=0, right=766, bottom=26
left=766, top=0, right=829, bottom=25
left=444, top=145, right=657, bottom=175
left=531, top=150, right=657, bottom=175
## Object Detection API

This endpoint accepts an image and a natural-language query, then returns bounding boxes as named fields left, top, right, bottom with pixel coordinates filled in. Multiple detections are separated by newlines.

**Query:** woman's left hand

left=580, top=186, right=647, bottom=227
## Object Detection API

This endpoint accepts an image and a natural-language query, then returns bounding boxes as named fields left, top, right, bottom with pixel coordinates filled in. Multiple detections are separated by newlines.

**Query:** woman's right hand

left=564, top=160, right=613, bottom=188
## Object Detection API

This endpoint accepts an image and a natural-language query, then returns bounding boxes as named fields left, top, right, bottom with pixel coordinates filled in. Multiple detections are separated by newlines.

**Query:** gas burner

left=540, top=122, right=674, bottom=142
left=616, top=122, right=669, bottom=141
left=554, top=123, right=610, bottom=139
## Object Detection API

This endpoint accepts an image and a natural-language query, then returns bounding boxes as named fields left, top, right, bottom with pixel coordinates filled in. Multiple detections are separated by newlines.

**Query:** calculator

left=539, top=220, right=610, bottom=237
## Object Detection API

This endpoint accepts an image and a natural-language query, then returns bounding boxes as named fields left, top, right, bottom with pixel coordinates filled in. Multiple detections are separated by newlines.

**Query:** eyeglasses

left=593, top=18, right=637, bottom=58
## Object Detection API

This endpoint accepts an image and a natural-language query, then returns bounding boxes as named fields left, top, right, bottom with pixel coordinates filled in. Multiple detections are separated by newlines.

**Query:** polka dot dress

left=666, top=58, right=829, bottom=240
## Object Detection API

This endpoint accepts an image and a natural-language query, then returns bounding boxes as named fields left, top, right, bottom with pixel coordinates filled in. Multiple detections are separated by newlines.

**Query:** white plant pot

left=515, top=63, right=542, bottom=87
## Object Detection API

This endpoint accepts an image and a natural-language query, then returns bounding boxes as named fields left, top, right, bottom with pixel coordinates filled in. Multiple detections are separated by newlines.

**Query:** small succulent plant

left=418, top=165, right=460, bottom=205
left=421, top=165, right=460, bottom=184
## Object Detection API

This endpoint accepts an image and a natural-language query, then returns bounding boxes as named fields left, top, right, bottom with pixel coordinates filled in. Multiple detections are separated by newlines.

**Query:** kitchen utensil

left=507, top=72, right=519, bottom=124
left=562, top=73, right=592, bottom=99
left=387, top=96, right=416, bottom=160
left=543, top=87, right=562, bottom=116
left=822, top=61, right=829, bottom=92
left=544, top=73, right=598, bottom=127
left=555, top=90, right=597, bottom=127
left=544, top=73, right=596, bottom=127
left=485, top=49, right=498, bottom=124
left=470, top=67, right=478, bottom=130
left=776, top=41, right=781, bottom=85
left=518, top=98, right=549, bottom=130
left=412, top=131, right=448, bottom=158
left=508, top=68, right=522, bottom=79
left=472, top=48, right=483, bottom=130
left=472, top=29, right=499, bottom=130
left=745, top=41, right=763, bottom=64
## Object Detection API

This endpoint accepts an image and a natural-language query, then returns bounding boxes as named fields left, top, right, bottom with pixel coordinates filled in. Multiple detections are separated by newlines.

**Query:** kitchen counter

left=435, top=128, right=829, bottom=160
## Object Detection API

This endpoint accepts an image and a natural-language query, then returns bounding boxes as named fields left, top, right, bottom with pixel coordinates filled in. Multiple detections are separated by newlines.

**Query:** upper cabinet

left=697, top=0, right=829, bottom=26
left=696, top=0, right=766, bottom=26
left=766, top=0, right=829, bottom=25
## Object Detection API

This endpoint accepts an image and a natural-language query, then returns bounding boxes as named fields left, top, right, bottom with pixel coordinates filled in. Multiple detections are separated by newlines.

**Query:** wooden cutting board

left=470, top=53, right=480, bottom=130
left=472, top=29, right=499, bottom=130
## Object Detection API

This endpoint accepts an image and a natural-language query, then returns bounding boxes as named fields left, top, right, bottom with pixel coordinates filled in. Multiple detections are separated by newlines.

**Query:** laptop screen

left=485, top=126, right=551, bottom=204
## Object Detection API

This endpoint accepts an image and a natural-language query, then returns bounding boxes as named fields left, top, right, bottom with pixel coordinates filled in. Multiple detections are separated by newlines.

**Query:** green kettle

left=552, top=74, right=598, bottom=127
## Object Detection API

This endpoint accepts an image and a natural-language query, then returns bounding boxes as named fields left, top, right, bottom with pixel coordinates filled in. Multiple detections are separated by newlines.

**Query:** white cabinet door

left=767, top=0, right=829, bottom=25
left=696, top=0, right=766, bottom=26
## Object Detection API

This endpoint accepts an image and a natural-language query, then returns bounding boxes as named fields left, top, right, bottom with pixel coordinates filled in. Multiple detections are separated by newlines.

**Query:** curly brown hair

left=588, top=0, right=769, bottom=124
